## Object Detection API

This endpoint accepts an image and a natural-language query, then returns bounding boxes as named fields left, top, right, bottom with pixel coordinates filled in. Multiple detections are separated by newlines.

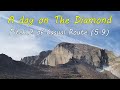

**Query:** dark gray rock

left=21, top=50, right=52, bottom=66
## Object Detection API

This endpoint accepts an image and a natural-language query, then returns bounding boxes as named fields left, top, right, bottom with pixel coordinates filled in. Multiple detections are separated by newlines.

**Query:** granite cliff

left=21, top=42, right=116, bottom=69
left=41, top=42, right=116, bottom=68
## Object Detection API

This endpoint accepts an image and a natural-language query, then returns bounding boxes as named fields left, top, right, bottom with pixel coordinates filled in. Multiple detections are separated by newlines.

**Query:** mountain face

left=0, top=54, right=118, bottom=79
left=0, top=54, right=34, bottom=72
left=0, top=42, right=119, bottom=79
left=21, top=42, right=116, bottom=69
left=0, top=54, right=45, bottom=79
left=105, top=57, right=120, bottom=78
left=41, top=42, right=116, bottom=68
left=57, top=60, right=118, bottom=79
left=21, top=50, right=52, bottom=65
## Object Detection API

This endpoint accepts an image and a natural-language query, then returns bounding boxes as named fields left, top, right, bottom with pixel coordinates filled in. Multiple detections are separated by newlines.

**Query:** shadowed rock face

left=21, top=56, right=38, bottom=65
left=0, top=53, right=118, bottom=79
left=0, top=54, right=13, bottom=66
left=21, top=50, right=52, bottom=65
left=0, top=54, right=40, bottom=78
left=41, top=42, right=116, bottom=68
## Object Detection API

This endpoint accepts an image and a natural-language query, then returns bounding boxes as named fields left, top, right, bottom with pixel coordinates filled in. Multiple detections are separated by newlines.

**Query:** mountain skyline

left=0, top=42, right=119, bottom=79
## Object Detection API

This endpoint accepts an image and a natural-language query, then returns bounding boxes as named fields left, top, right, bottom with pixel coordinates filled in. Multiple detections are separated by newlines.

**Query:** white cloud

left=0, top=34, right=42, bottom=60
left=0, top=14, right=43, bottom=60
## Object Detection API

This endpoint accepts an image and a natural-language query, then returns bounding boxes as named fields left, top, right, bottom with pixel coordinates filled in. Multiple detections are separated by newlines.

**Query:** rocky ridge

left=22, top=42, right=116, bottom=69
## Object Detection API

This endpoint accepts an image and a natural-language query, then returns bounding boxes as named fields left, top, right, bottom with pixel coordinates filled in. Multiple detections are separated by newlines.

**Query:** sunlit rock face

left=41, top=42, right=116, bottom=67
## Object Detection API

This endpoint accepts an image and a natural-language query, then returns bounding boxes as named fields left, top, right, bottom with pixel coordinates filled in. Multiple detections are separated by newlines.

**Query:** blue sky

left=0, top=11, right=120, bottom=60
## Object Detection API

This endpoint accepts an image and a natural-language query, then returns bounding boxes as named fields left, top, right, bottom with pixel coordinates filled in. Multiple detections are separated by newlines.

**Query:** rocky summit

left=23, top=42, right=115, bottom=69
